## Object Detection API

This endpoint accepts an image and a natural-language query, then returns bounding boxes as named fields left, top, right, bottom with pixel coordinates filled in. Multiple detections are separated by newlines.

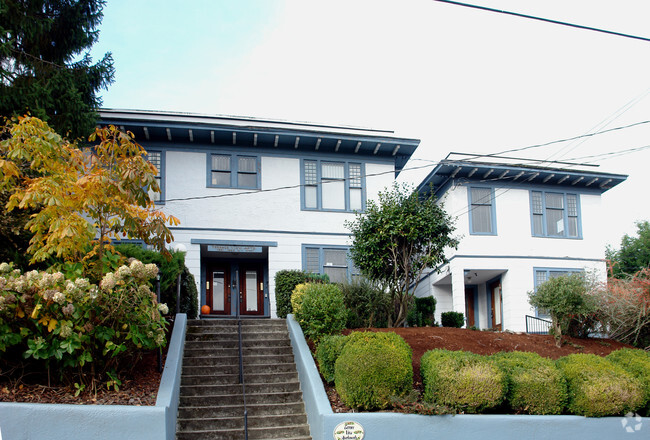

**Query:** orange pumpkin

left=201, top=305, right=211, bottom=315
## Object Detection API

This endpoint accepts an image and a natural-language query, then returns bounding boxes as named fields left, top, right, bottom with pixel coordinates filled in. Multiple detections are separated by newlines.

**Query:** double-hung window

left=208, top=154, right=260, bottom=189
left=533, top=268, right=582, bottom=318
left=530, top=191, right=580, bottom=238
left=146, top=150, right=163, bottom=203
left=303, top=245, right=359, bottom=283
left=468, top=186, right=496, bottom=235
left=302, top=160, right=364, bottom=211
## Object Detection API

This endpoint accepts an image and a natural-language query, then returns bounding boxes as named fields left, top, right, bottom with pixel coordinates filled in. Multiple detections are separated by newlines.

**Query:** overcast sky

left=90, top=0, right=650, bottom=248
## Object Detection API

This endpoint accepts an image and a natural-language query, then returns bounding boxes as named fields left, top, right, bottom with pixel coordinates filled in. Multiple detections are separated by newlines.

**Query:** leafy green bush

left=116, top=244, right=197, bottom=318
left=441, top=311, right=464, bottom=328
left=339, top=279, right=390, bottom=328
left=607, top=348, right=650, bottom=416
left=492, top=351, right=567, bottom=415
left=334, top=331, right=412, bottom=410
left=408, top=296, right=436, bottom=327
left=421, top=349, right=505, bottom=413
left=274, top=270, right=309, bottom=318
left=0, top=261, right=168, bottom=386
left=294, top=283, right=347, bottom=343
left=291, top=283, right=309, bottom=316
left=556, top=353, right=644, bottom=416
left=315, top=334, right=349, bottom=383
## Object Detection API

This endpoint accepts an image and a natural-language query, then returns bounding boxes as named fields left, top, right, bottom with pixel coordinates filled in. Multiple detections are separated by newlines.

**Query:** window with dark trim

left=303, top=245, right=360, bottom=283
left=530, top=191, right=581, bottom=238
left=468, top=186, right=496, bottom=235
left=301, top=160, right=365, bottom=212
left=146, top=150, right=163, bottom=203
left=208, top=154, right=260, bottom=189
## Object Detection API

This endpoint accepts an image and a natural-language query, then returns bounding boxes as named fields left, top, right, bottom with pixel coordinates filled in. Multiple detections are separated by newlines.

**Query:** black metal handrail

left=238, top=319, right=249, bottom=440
left=525, top=314, right=551, bottom=334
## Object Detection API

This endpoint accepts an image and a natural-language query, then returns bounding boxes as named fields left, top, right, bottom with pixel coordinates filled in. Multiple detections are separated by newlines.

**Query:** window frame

left=145, top=149, right=165, bottom=204
left=532, top=267, right=583, bottom=318
left=467, top=185, right=497, bottom=235
left=300, top=159, right=366, bottom=212
left=301, top=244, right=359, bottom=283
left=206, top=153, right=261, bottom=189
left=529, top=190, right=582, bottom=239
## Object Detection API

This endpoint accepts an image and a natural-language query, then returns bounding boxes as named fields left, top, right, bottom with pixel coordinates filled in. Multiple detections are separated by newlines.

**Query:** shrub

left=0, top=261, right=167, bottom=386
left=408, top=296, right=436, bottom=327
left=315, top=334, right=349, bottom=383
left=294, top=283, right=347, bottom=343
left=607, top=348, right=650, bottom=416
left=556, top=353, right=644, bottom=416
left=274, top=270, right=309, bottom=318
left=334, top=331, right=412, bottom=410
left=421, top=349, right=505, bottom=413
left=290, top=283, right=309, bottom=315
left=492, top=351, right=567, bottom=415
left=339, top=279, right=390, bottom=328
left=441, top=311, right=464, bottom=328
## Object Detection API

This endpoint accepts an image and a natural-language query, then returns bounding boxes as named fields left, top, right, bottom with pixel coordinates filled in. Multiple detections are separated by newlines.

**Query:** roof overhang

left=98, top=109, right=420, bottom=175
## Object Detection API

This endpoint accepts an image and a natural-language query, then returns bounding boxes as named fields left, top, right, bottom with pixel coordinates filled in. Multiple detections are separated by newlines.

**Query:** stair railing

left=525, top=314, right=552, bottom=334
left=238, top=319, right=249, bottom=440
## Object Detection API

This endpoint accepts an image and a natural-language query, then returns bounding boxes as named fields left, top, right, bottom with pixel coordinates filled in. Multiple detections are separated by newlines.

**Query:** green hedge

left=275, top=270, right=308, bottom=318
left=338, top=280, right=390, bottom=328
left=556, top=353, right=644, bottom=416
left=607, top=348, right=650, bottom=416
left=421, top=349, right=505, bottom=413
left=407, top=296, right=436, bottom=327
left=316, top=334, right=349, bottom=384
left=492, top=351, right=567, bottom=415
left=294, top=283, right=347, bottom=343
left=441, top=311, right=464, bottom=328
left=334, top=332, right=412, bottom=410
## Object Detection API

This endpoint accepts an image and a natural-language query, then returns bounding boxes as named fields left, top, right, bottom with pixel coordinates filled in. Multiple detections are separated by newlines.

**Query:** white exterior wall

left=160, top=149, right=396, bottom=317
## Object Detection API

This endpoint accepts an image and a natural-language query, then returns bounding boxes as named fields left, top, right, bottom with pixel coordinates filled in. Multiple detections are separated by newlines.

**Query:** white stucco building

left=99, top=109, right=419, bottom=318
left=414, top=153, right=627, bottom=332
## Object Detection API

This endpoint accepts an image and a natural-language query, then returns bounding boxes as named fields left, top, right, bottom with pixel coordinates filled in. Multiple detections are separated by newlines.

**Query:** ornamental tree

left=606, top=220, right=650, bottom=278
left=346, top=183, right=458, bottom=327
left=0, top=116, right=179, bottom=277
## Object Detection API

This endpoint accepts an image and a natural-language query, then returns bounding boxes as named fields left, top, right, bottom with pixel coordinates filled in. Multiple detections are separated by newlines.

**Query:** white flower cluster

left=158, top=303, right=169, bottom=315
left=100, top=272, right=116, bottom=292
left=0, top=262, right=11, bottom=273
left=144, top=263, right=158, bottom=279
left=129, top=259, right=145, bottom=278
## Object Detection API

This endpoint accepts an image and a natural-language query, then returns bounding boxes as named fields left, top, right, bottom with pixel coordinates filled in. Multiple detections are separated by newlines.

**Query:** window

left=303, top=245, right=359, bottom=283
left=468, top=186, right=496, bottom=235
left=146, top=150, right=163, bottom=203
left=530, top=191, right=581, bottom=238
left=533, top=268, right=582, bottom=318
left=208, top=154, right=259, bottom=189
left=301, top=160, right=365, bottom=212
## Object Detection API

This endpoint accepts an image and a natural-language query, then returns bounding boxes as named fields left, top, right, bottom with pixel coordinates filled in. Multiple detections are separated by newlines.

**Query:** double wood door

left=206, top=264, right=264, bottom=316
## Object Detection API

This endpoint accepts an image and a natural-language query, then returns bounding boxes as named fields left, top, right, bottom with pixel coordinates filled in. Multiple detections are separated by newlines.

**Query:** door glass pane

left=245, top=271, right=258, bottom=312
left=212, top=271, right=225, bottom=311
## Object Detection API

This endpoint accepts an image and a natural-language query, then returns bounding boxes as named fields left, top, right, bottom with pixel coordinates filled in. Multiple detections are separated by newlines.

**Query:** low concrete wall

left=0, top=313, right=187, bottom=440
left=286, top=315, right=648, bottom=440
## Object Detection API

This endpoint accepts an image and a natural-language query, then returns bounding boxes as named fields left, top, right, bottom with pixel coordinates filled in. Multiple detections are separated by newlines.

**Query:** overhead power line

left=433, top=0, right=650, bottom=43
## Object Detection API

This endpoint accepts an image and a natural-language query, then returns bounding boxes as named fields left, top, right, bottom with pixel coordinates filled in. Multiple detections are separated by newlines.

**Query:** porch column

left=450, top=264, right=466, bottom=323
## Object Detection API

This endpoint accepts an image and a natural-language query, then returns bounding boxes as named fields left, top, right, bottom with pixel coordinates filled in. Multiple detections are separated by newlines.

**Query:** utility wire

left=432, top=0, right=650, bottom=43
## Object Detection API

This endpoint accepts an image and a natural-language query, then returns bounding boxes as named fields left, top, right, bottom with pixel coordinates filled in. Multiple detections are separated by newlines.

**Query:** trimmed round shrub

left=492, top=351, right=567, bottom=415
left=607, top=348, right=650, bottom=416
left=315, top=334, right=349, bottom=384
left=556, top=353, right=644, bottom=416
left=441, top=311, right=464, bottom=328
left=334, top=331, right=413, bottom=410
left=294, top=283, right=347, bottom=343
left=421, top=349, right=505, bottom=413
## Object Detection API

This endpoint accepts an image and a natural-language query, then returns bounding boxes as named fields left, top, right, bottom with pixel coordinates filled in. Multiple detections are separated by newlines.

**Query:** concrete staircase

left=176, top=319, right=312, bottom=440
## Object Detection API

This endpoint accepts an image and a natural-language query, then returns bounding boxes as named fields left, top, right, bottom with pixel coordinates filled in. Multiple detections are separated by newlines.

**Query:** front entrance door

left=239, top=265, right=264, bottom=316
left=465, top=287, right=476, bottom=328
left=206, top=265, right=231, bottom=315
left=490, top=280, right=502, bottom=330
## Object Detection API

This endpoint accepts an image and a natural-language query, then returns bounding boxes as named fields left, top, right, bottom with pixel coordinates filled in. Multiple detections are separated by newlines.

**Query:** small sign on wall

left=334, top=421, right=364, bottom=440
left=207, top=245, right=262, bottom=253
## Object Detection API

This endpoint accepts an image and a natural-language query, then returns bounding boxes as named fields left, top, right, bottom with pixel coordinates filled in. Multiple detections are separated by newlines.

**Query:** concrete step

left=179, top=390, right=305, bottom=407
left=184, top=346, right=294, bottom=358
left=184, top=338, right=291, bottom=349
left=178, top=413, right=308, bottom=431
left=183, top=353, right=295, bottom=367
left=176, top=428, right=311, bottom=440
left=182, top=371, right=298, bottom=386
left=186, top=331, right=289, bottom=342
left=181, top=381, right=300, bottom=397
left=181, top=362, right=297, bottom=377
left=177, top=402, right=307, bottom=419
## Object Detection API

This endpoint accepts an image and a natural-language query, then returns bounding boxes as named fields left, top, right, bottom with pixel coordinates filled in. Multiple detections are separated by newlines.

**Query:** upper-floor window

left=530, top=191, right=581, bottom=238
left=468, top=186, right=496, bottom=235
left=302, top=160, right=364, bottom=212
left=146, top=150, right=163, bottom=203
left=303, top=245, right=360, bottom=283
left=208, top=154, right=260, bottom=189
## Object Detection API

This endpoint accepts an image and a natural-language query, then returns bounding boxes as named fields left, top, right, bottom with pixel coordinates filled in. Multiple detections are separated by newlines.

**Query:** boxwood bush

left=606, top=348, right=650, bottom=416
left=294, top=283, right=347, bottom=343
left=315, top=334, right=349, bottom=384
left=334, top=331, right=412, bottom=410
left=556, top=353, right=644, bottom=416
left=421, top=349, right=505, bottom=413
left=441, top=311, right=464, bottom=328
left=492, top=351, right=567, bottom=415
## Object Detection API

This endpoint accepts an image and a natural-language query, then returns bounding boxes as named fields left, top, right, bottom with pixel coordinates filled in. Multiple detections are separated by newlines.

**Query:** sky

left=89, top=0, right=650, bottom=248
